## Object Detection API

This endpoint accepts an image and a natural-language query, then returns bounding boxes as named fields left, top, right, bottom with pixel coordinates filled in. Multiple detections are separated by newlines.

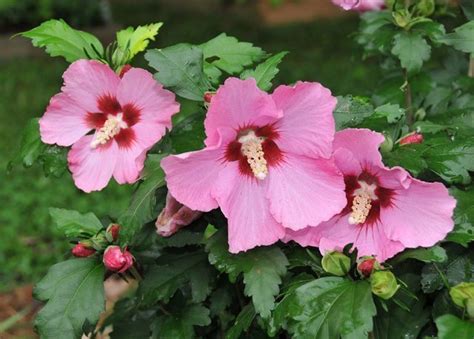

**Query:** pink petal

left=371, top=165, right=411, bottom=190
left=272, top=82, right=337, bottom=158
left=333, top=148, right=362, bottom=176
left=117, top=68, right=179, bottom=128
left=213, top=162, right=285, bottom=253
left=266, top=154, right=346, bottom=230
left=334, top=129, right=385, bottom=168
left=68, top=135, right=118, bottom=192
left=40, top=93, right=91, bottom=146
left=381, top=178, right=456, bottom=248
left=62, top=60, right=120, bottom=113
left=113, top=145, right=147, bottom=185
left=204, top=77, right=281, bottom=147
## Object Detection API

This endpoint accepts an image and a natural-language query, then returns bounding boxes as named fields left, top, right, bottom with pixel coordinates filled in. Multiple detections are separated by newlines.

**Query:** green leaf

left=447, top=188, right=474, bottom=246
left=201, top=33, right=265, bottom=76
left=145, top=44, right=210, bottom=101
left=138, top=251, right=213, bottom=304
left=21, top=19, right=104, bottom=62
left=119, top=154, right=166, bottom=244
left=241, top=52, right=288, bottom=91
left=439, top=21, right=474, bottom=54
left=391, top=32, right=431, bottom=72
left=168, top=112, right=206, bottom=153
left=152, top=304, right=211, bottom=339
left=40, top=145, right=68, bottom=177
left=34, top=258, right=105, bottom=338
left=16, top=118, right=45, bottom=167
left=373, top=103, right=405, bottom=123
left=290, top=277, right=376, bottom=339
left=333, top=96, right=374, bottom=130
left=206, top=230, right=289, bottom=318
left=49, top=208, right=103, bottom=238
left=436, top=314, right=474, bottom=339
left=115, top=23, right=163, bottom=63
left=225, top=304, right=257, bottom=339
left=390, top=246, right=447, bottom=264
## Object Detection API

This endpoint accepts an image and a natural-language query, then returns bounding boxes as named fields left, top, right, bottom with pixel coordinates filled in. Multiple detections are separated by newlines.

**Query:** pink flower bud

left=103, top=246, right=134, bottom=273
left=72, top=243, right=96, bottom=257
left=106, top=224, right=120, bottom=242
left=357, top=257, right=376, bottom=277
left=156, top=193, right=203, bottom=237
left=119, top=64, right=132, bottom=78
left=399, top=132, right=424, bottom=146
left=203, top=92, right=215, bottom=103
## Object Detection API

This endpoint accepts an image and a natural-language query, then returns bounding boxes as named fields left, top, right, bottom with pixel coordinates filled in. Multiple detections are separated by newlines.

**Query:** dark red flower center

left=85, top=94, right=141, bottom=149
left=224, top=124, right=283, bottom=179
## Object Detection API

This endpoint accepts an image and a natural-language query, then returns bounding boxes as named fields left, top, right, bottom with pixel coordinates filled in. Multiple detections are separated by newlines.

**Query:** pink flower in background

left=286, top=129, right=456, bottom=262
left=103, top=246, right=134, bottom=273
left=332, top=0, right=385, bottom=12
left=40, top=60, right=179, bottom=192
left=162, top=77, right=346, bottom=253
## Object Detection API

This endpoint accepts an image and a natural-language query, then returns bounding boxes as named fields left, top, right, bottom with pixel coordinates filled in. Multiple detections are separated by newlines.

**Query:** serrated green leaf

left=145, top=44, right=210, bottom=101
left=40, top=145, right=68, bottom=177
left=439, top=21, right=474, bottom=54
left=392, top=32, right=431, bottom=73
left=201, top=33, right=265, bottom=76
left=115, top=22, right=163, bottom=63
left=436, top=314, right=474, bottom=339
left=21, top=19, right=104, bottom=62
left=290, top=277, right=376, bottom=339
left=333, top=96, right=374, bottom=130
left=373, top=103, right=405, bottom=123
left=34, top=258, right=105, bottom=338
left=15, top=118, right=46, bottom=167
left=447, top=188, right=474, bottom=246
left=225, top=304, right=256, bottom=339
left=241, top=51, right=288, bottom=91
left=49, top=208, right=103, bottom=238
left=168, top=112, right=206, bottom=153
left=152, top=304, right=211, bottom=339
left=391, top=246, right=447, bottom=264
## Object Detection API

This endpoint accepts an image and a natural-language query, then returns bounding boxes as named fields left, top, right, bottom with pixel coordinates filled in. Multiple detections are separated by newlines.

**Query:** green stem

left=469, top=55, right=474, bottom=78
left=433, top=263, right=450, bottom=289
left=403, top=70, right=414, bottom=126
left=129, top=265, right=142, bottom=282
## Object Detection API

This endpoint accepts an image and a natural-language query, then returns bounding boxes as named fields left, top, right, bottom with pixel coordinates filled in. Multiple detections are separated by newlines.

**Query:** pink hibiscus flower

left=332, top=0, right=385, bottom=12
left=40, top=60, right=179, bottom=192
left=161, top=77, right=346, bottom=253
left=286, top=129, right=456, bottom=262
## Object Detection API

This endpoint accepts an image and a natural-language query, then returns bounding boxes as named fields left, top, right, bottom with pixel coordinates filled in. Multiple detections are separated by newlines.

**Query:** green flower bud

left=370, top=270, right=399, bottom=300
left=416, top=0, right=435, bottom=17
left=450, top=282, right=474, bottom=318
left=322, top=251, right=351, bottom=276
left=380, top=135, right=393, bottom=153
left=392, top=10, right=411, bottom=28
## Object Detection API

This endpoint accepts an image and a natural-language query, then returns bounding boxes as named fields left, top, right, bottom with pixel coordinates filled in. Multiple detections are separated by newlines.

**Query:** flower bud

left=450, top=282, right=474, bottom=318
left=357, top=256, right=381, bottom=278
left=322, top=251, right=351, bottom=276
left=416, top=0, right=435, bottom=16
left=72, top=243, right=96, bottom=257
left=370, top=270, right=399, bottom=300
left=380, top=135, right=393, bottom=153
left=156, top=193, right=203, bottom=237
left=392, top=10, right=411, bottom=28
left=103, top=246, right=134, bottom=273
left=203, top=92, right=215, bottom=103
left=119, top=64, right=132, bottom=78
left=106, top=223, right=120, bottom=242
left=399, top=132, right=424, bottom=146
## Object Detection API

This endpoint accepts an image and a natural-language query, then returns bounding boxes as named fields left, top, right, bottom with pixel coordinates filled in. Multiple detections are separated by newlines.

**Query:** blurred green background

left=0, top=0, right=380, bottom=291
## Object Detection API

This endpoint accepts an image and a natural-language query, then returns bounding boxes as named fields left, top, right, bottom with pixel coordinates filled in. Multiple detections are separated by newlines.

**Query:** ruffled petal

left=334, top=129, right=385, bottom=168
left=272, top=82, right=337, bottom=158
left=40, top=93, right=91, bottom=146
left=68, top=135, right=118, bottom=192
left=266, top=154, right=346, bottom=230
left=62, top=60, right=120, bottom=113
left=333, top=148, right=362, bottom=176
left=204, top=77, right=281, bottom=147
left=381, top=178, right=456, bottom=248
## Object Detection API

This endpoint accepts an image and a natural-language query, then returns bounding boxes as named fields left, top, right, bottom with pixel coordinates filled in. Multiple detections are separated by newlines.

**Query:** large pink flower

left=332, top=0, right=385, bottom=11
left=161, top=77, right=346, bottom=253
left=286, top=129, right=456, bottom=262
left=40, top=60, right=179, bottom=192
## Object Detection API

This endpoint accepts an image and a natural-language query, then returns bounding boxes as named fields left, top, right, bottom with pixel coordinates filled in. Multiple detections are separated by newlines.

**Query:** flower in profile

left=71, top=243, right=96, bottom=257
left=40, top=60, right=179, bottom=192
left=399, top=132, right=424, bottom=146
left=156, top=192, right=203, bottom=237
left=286, top=129, right=455, bottom=262
left=332, top=0, right=385, bottom=11
left=103, top=246, right=134, bottom=273
left=162, top=77, right=346, bottom=253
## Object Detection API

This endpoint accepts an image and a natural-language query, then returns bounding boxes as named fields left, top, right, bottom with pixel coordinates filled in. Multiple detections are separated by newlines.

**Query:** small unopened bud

left=370, top=270, right=399, bottom=300
left=156, top=193, right=203, bottom=237
left=450, top=282, right=474, bottom=319
left=399, top=132, right=424, bottom=146
left=203, top=92, right=215, bottom=103
left=393, top=10, right=411, bottom=28
left=357, top=256, right=381, bottom=278
left=416, top=0, right=435, bottom=16
left=72, top=243, right=96, bottom=257
left=119, top=64, right=132, bottom=78
left=380, top=135, right=393, bottom=153
left=103, top=246, right=134, bottom=273
left=322, top=251, right=351, bottom=277
left=106, top=224, right=120, bottom=242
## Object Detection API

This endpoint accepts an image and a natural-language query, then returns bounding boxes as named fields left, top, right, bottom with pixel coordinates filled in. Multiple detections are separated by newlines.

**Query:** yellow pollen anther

left=348, top=191, right=372, bottom=225
left=91, top=113, right=127, bottom=148
left=239, top=131, right=268, bottom=180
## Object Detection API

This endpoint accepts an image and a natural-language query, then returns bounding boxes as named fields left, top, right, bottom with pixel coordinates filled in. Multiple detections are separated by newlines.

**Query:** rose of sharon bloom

left=161, top=77, right=346, bottom=253
left=103, top=246, right=134, bottom=273
left=332, top=0, right=385, bottom=11
left=40, top=60, right=179, bottom=192
left=286, top=129, right=456, bottom=262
